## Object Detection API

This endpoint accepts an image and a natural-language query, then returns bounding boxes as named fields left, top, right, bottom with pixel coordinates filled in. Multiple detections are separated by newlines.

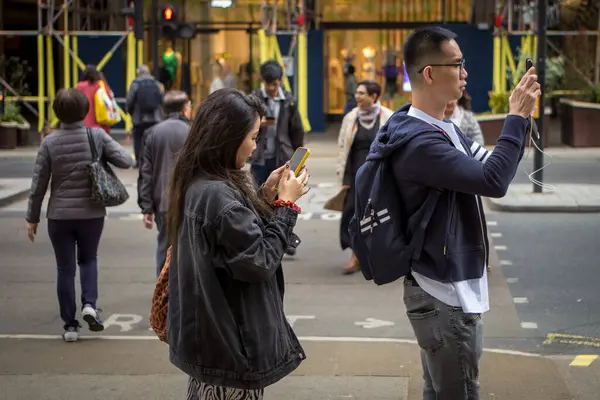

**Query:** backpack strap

left=400, top=187, right=443, bottom=265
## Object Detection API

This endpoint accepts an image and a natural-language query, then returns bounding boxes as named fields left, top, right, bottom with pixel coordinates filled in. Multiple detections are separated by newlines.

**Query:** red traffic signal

left=161, top=5, right=176, bottom=22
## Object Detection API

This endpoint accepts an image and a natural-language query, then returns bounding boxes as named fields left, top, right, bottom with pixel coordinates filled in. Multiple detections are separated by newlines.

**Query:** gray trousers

left=155, top=212, right=169, bottom=277
left=403, top=279, right=484, bottom=400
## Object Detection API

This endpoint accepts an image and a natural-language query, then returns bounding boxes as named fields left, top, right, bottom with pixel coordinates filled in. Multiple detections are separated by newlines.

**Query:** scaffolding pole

left=1, top=0, right=139, bottom=133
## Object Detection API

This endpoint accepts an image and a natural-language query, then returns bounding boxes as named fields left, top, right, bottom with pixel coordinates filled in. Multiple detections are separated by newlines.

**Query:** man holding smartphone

left=250, top=60, right=305, bottom=188
left=370, top=27, right=540, bottom=399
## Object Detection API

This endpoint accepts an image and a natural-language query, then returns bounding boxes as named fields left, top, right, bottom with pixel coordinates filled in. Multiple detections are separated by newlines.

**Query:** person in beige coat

left=333, top=81, right=394, bottom=274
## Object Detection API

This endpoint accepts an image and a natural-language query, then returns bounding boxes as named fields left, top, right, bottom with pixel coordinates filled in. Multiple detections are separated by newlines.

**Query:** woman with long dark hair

left=166, top=88, right=310, bottom=399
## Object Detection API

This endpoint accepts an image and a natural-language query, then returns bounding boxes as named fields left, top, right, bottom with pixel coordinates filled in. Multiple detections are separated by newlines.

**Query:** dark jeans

left=155, top=212, right=168, bottom=277
left=47, top=218, right=105, bottom=329
left=250, top=157, right=278, bottom=187
left=403, top=279, right=484, bottom=400
left=133, top=122, right=157, bottom=166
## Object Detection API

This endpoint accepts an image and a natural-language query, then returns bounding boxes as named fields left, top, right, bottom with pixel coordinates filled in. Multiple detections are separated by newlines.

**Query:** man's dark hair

left=403, top=26, right=457, bottom=84
left=357, top=80, right=382, bottom=101
left=259, top=60, right=283, bottom=83
left=53, top=88, right=89, bottom=124
left=163, top=90, right=189, bottom=115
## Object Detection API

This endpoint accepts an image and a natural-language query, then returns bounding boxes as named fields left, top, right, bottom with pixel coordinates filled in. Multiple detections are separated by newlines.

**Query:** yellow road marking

left=570, top=355, right=598, bottom=367
left=544, top=333, right=600, bottom=348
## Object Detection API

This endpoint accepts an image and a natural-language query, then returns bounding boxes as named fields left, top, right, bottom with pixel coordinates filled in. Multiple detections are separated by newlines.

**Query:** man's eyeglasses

left=418, top=59, right=466, bottom=74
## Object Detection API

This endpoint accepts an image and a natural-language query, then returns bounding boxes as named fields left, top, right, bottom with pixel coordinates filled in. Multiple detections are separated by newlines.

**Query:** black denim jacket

left=167, top=178, right=305, bottom=389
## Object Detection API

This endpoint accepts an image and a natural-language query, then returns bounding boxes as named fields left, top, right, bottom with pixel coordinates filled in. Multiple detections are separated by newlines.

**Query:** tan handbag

left=324, top=187, right=348, bottom=212
left=149, top=247, right=171, bottom=344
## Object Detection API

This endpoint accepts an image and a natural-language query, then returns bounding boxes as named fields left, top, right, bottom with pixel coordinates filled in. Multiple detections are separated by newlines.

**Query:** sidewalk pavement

left=0, top=179, right=31, bottom=208
left=1, top=138, right=599, bottom=213
left=485, top=183, right=600, bottom=213
left=0, top=338, right=576, bottom=400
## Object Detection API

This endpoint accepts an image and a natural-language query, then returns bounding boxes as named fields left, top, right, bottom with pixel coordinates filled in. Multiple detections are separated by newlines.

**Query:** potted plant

left=477, top=91, right=509, bottom=144
left=10, top=103, right=32, bottom=146
left=560, top=83, right=600, bottom=147
left=0, top=55, right=34, bottom=146
left=479, top=56, right=563, bottom=145
left=558, top=33, right=600, bottom=147
left=0, top=102, right=20, bottom=149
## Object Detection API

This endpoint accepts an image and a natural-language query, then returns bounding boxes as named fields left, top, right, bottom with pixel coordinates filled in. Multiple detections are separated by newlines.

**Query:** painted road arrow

left=354, top=318, right=395, bottom=329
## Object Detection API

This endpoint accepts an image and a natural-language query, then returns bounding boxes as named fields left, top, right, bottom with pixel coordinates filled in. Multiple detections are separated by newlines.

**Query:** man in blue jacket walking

left=369, top=27, right=540, bottom=399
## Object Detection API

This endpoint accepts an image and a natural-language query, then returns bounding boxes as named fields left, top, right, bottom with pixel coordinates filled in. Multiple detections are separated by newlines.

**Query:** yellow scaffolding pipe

left=63, top=1, right=70, bottom=89
left=270, top=35, right=292, bottom=93
left=72, top=36, right=78, bottom=86
left=493, top=33, right=501, bottom=92
left=137, top=40, right=144, bottom=67
left=503, top=36, right=517, bottom=84
left=500, top=34, right=506, bottom=92
left=126, top=32, right=136, bottom=91
left=37, top=33, right=45, bottom=132
left=258, top=29, right=269, bottom=64
left=257, top=29, right=310, bottom=132
left=297, top=32, right=311, bottom=132
left=46, top=35, right=56, bottom=125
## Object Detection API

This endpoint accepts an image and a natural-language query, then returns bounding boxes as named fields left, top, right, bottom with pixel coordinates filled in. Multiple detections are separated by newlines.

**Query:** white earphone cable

left=522, top=118, right=556, bottom=192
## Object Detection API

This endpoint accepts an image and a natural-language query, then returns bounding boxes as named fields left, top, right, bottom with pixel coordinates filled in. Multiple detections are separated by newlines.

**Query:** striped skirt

left=187, top=377, right=264, bottom=400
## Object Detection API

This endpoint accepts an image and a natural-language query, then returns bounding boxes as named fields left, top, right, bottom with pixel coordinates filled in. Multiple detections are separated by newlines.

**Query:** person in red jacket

left=75, top=65, right=113, bottom=134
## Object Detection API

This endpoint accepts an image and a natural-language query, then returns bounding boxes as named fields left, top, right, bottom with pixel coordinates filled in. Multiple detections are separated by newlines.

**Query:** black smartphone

left=526, top=58, right=534, bottom=71
left=524, top=57, right=540, bottom=139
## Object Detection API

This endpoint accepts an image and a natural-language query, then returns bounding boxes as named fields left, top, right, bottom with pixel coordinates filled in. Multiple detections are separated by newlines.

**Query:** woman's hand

left=27, top=222, right=38, bottom=243
left=277, top=167, right=310, bottom=203
left=262, top=164, right=288, bottom=202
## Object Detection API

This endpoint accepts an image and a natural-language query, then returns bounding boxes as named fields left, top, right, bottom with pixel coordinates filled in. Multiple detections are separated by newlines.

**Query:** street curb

left=484, top=197, right=600, bottom=213
left=0, top=188, right=29, bottom=209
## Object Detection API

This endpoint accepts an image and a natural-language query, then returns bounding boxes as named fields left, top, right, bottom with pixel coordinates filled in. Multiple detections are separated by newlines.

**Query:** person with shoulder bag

left=327, top=80, right=393, bottom=275
left=26, top=88, right=134, bottom=342
left=161, top=88, right=309, bottom=399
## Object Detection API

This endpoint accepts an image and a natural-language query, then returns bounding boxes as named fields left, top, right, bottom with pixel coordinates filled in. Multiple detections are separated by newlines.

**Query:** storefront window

left=322, top=0, right=471, bottom=22
left=325, top=29, right=418, bottom=114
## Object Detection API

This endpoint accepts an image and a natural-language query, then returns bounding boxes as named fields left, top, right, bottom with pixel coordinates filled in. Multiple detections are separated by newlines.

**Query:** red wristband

left=272, top=199, right=301, bottom=213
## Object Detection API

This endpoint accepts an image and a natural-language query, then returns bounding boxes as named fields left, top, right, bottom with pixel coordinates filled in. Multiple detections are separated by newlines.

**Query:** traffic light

left=161, top=4, right=176, bottom=22
left=159, top=4, right=196, bottom=39
left=121, top=2, right=144, bottom=41
left=161, top=5, right=178, bottom=37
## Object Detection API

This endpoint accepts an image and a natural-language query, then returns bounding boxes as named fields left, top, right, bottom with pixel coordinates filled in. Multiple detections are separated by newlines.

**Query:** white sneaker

left=63, top=326, right=79, bottom=342
left=82, top=304, right=105, bottom=332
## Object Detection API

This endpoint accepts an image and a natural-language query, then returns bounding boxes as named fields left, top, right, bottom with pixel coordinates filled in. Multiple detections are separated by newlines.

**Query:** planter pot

left=559, top=99, right=600, bottom=147
left=0, top=122, right=18, bottom=149
left=16, top=123, right=34, bottom=146
left=477, top=113, right=551, bottom=145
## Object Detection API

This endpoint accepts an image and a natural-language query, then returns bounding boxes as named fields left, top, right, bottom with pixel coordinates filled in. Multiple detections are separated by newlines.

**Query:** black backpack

left=349, top=157, right=442, bottom=285
left=136, top=79, right=162, bottom=114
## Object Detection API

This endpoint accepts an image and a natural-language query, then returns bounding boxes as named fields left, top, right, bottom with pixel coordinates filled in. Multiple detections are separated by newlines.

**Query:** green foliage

left=488, top=91, right=510, bottom=114
left=0, top=56, right=33, bottom=96
left=545, top=56, right=565, bottom=93
left=0, top=102, right=26, bottom=125
left=587, top=83, right=600, bottom=104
